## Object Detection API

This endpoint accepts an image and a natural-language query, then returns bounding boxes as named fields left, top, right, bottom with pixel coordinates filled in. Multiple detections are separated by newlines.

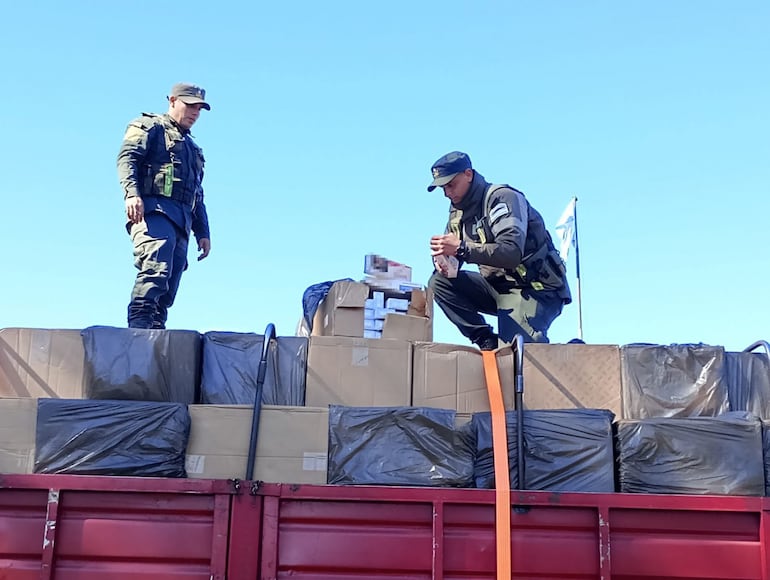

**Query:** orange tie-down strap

left=481, top=350, right=512, bottom=579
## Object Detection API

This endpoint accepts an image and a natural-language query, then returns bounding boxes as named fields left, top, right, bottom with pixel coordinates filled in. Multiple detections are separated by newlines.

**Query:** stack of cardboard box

left=0, top=289, right=624, bottom=485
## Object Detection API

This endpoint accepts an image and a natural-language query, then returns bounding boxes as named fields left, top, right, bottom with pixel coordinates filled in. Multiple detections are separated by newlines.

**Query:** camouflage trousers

left=428, top=270, right=564, bottom=345
left=127, top=212, right=188, bottom=329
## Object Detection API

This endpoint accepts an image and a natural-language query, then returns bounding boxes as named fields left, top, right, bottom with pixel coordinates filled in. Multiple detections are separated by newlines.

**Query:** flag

left=555, top=197, right=577, bottom=262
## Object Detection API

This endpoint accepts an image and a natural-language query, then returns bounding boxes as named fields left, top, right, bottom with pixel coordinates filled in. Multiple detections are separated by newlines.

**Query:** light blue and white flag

left=555, top=197, right=577, bottom=262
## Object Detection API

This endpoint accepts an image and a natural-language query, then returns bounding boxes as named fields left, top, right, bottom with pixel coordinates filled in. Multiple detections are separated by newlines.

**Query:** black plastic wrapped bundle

left=621, top=343, right=728, bottom=419
left=327, top=406, right=475, bottom=487
left=473, top=409, right=615, bottom=492
left=34, top=398, right=190, bottom=477
left=200, top=332, right=307, bottom=406
left=617, top=412, right=764, bottom=496
left=81, top=326, right=201, bottom=404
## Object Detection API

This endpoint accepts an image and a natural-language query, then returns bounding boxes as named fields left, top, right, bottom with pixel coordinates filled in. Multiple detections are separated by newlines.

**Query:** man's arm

left=117, top=119, right=154, bottom=224
left=464, top=187, right=528, bottom=268
left=192, top=189, right=211, bottom=260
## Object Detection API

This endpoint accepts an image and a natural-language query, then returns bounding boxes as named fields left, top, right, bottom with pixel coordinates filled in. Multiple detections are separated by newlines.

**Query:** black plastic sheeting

left=34, top=398, right=190, bottom=477
left=620, top=343, right=729, bottom=419
left=327, top=406, right=475, bottom=487
left=200, top=332, right=307, bottom=405
left=81, top=326, right=201, bottom=404
left=726, top=351, right=770, bottom=418
left=617, top=412, right=764, bottom=496
left=302, top=278, right=353, bottom=332
left=473, top=409, right=615, bottom=492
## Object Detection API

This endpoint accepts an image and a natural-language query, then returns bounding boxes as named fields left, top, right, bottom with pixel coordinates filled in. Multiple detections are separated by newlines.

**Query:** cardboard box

left=0, top=398, right=37, bottom=474
left=523, top=344, right=622, bottom=417
left=306, top=337, right=412, bottom=407
left=0, top=328, right=85, bottom=398
left=311, top=281, right=370, bottom=338
left=186, top=405, right=328, bottom=483
left=311, top=281, right=433, bottom=342
left=412, top=343, right=516, bottom=413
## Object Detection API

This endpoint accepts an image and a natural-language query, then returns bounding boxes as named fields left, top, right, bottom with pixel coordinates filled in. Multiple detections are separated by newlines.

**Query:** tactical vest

left=137, top=114, right=204, bottom=208
left=450, top=184, right=571, bottom=300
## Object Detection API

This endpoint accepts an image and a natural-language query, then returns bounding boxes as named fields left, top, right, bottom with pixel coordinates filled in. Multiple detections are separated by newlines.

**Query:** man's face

left=441, top=169, right=473, bottom=205
left=169, top=97, right=204, bottom=130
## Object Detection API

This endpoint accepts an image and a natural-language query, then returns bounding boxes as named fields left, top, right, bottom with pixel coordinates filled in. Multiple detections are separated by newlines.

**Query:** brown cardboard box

left=381, top=312, right=432, bottom=342
left=412, top=342, right=516, bottom=413
left=0, top=328, right=85, bottom=398
left=0, top=398, right=37, bottom=473
left=311, top=281, right=433, bottom=341
left=523, top=344, right=622, bottom=416
left=311, top=281, right=370, bottom=338
left=186, top=405, right=328, bottom=483
left=306, top=337, right=412, bottom=407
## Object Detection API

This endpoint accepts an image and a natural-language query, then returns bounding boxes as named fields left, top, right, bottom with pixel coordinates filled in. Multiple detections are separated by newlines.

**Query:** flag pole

left=573, top=197, right=583, bottom=341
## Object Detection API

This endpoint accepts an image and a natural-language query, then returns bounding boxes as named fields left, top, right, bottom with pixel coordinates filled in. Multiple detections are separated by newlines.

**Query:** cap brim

left=427, top=172, right=458, bottom=192
left=178, top=97, right=211, bottom=111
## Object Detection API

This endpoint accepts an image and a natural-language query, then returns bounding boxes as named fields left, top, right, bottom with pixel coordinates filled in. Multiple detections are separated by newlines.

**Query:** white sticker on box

left=352, top=347, right=369, bottom=366
left=303, top=452, right=328, bottom=472
left=185, top=454, right=205, bottom=474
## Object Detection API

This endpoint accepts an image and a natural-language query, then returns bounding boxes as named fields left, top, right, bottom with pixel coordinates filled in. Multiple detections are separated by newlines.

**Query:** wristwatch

left=456, top=240, right=468, bottom=260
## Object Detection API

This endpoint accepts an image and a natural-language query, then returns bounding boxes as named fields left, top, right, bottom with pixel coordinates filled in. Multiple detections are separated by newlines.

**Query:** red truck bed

left=2, top=473, right=768, bottom=579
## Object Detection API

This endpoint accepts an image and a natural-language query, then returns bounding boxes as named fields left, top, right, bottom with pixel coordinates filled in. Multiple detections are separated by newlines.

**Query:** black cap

left=170, top=83, right=211, bottom=111
left=427, top=151, right=472, bottom=191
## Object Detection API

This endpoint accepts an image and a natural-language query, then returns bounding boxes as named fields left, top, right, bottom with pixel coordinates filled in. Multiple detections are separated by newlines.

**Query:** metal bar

left=259, top=494, right=281, bottom=579
left=743, top=340, right=770, bottom=357
left=39, top=488, right=59, bottom=580
left=573, top=196, right=584, bottom=341
left=512, top=334, right=525, bottom=490
left=246, top=323, right=276, bottom=480
left=762, top=498, right=770, bottom=580
left=227, top=491, right=263, bottom=580
left=209, top=493, right=231, bottom=580
left=0, top=473, right=234, bottom=494
left=597, top=505, right=611, bottom=580
left=432, top=499, right=445, bottom=580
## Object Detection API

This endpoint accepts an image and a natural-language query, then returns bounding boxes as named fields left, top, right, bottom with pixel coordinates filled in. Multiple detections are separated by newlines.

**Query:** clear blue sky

left=1, top=1, right=768, bottom=352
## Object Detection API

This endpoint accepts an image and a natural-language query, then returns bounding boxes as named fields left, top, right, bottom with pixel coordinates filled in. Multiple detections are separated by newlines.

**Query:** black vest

left=139, top=114, right=204, bottom=208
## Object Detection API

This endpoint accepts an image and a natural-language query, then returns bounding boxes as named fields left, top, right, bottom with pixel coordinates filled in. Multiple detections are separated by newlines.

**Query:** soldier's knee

left=428, top=271, right=441, bottom=291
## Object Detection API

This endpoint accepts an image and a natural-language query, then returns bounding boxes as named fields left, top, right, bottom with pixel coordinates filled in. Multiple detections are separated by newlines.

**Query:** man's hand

left=126, top=196, right=144, bottom=224
left=430, top=234, right=461, bottom=257
left=197, top=238, right=211, bottom=261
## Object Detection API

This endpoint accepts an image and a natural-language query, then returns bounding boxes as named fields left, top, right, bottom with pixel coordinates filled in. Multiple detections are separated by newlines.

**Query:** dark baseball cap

left=170, top=83, right=210, bottom=110
left=427, top=151, right=472, bottom=191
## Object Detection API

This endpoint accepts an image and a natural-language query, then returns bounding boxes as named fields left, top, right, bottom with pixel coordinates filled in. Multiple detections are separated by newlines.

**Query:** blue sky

left=1, top=1, right=768, bottom=352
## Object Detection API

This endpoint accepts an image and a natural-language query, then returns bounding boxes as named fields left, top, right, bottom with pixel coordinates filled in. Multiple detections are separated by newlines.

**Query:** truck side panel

left=0, top=475, right=234, bottom=580
left=255, top=484, right=770, bottom=580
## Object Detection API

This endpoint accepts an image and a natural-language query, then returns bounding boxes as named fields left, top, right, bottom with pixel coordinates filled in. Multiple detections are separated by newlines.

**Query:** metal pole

left=573, top=197, right=584, bottom=341
left=743, top=340, right=770, bottom=356
left=512, top=334, right=525, bottom=490
left=246, top=323, right=276, bottom=480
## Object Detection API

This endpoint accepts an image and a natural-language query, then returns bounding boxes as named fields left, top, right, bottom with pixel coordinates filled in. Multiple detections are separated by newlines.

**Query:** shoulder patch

left=123, top=124, right=147, bottom=143
left=489, top=202, right=509, bottom=224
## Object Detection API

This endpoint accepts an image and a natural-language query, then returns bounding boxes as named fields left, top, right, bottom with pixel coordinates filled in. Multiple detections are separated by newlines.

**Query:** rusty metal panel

left=0, top=474, right=233, bottom=580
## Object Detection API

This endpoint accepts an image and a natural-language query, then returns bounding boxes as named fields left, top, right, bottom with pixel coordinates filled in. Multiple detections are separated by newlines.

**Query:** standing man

left=428, top=151, right=571, bottom=348
left=117, top=83, right=212, bottom=329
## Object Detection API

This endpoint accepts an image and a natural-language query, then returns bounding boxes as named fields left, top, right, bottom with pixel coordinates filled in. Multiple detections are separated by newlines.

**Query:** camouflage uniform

left=428, top=170, right=571, bottom=345
left=117, top=112, right=210, bottom=329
